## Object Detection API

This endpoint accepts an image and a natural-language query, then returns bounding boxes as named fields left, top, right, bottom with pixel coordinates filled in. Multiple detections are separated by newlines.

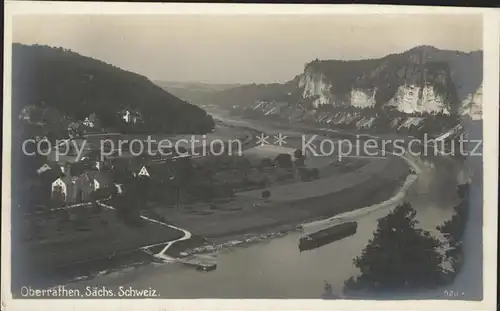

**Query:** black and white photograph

left=2, top=3, right=498, bottom=311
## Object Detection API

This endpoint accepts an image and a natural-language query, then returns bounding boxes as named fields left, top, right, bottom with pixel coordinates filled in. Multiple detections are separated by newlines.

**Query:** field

left=147, top=155, right=409, bottom=240
left=16, top=205, right=183, bottom=278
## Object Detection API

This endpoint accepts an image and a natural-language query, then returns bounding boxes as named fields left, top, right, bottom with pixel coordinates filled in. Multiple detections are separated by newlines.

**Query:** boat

left=299, top=221, right=358, bottom=252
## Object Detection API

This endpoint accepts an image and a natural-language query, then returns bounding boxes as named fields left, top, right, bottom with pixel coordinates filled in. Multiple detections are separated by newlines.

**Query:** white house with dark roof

left=37, top=163, right=53, bottom=175
left=51, top=175, right=80, bottom=204
left=137, top=166, right=150, bottom=177
left=51, top=165, right=111, bottom=204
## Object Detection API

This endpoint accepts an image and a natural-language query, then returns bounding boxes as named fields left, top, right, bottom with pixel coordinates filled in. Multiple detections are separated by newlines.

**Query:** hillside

left=204, top=76, right=302, bottom=108
left=211, top=46, right=483, bottom=135
left=11, top=43, right=215, bottom=134
left=154, top=81, right=242, bottom=106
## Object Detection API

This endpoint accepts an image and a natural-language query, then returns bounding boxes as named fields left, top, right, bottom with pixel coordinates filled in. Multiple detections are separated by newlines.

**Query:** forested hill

left=11, top=43, right=214, bottom=134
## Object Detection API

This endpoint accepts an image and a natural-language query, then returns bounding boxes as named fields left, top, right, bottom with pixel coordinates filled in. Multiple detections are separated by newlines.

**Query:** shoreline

left=163, top=161, right=410, bottom=258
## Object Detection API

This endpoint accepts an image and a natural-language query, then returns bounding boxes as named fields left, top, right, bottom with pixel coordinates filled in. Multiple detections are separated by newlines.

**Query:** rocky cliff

left=298, top=46, right=481, bottom=114
left=222, top=46, right=483, bottom=135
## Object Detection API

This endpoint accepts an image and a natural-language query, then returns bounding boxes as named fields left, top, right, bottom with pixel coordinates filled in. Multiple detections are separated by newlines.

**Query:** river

left=66, top=112, right=478, bottom=299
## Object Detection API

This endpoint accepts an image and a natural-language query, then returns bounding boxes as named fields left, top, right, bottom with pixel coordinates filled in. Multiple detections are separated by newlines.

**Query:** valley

left=10, top=42, right=482, bottom=300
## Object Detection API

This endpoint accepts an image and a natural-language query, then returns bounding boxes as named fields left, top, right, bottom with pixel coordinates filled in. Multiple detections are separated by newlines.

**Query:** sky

left=12, top=14, right=482, bottom=84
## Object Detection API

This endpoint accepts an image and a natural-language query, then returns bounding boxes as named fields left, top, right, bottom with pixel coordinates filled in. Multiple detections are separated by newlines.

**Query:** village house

left=83, top=117, right=94, bottom=128
left=86, top=171, right=112, bottom=192
left=83, top=113, right=97, bottom=128
left=50, top=163, right=112, bottom=205
left=51, top=174, right=90, bottom=205
left=18, top=107, right=31, bottom=121
left=34, top=162, right=64, bottom=203
left=37, top=163, right=56, bottom=175
left=135, top=162, right=175, bottom=182
left=121, top=109, right=142, bottom=124
left=134, top=155, right=192, bottom=182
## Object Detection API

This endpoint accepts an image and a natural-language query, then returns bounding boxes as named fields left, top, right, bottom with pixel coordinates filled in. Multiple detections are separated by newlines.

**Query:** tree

left=436, top=183, right=469, bottom=272
left=344, top=202, right=446, bottom=293
left=274, top=153, right=293, bottom=169
left=260, top=158, right=274, bottom=168
left=294, top=148, right=306, bottom=167
left=12, top=43, right=215, bottom=135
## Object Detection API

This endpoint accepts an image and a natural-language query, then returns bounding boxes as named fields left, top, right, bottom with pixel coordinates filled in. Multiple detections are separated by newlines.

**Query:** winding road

left=96, top=200, right=192, bottom=262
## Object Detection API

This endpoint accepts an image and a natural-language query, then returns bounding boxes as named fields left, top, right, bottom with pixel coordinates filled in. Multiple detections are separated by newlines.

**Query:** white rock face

left=299, top=71, right=332, bottom=107
left=387, top=84, right=449, bottom=114
left=460, top=84, right=482, bottom=120
left=300, top=70, right=378, bottom=109
left=300, top=69, right=450, bottom=115
left=350, top=89, right=376, bottom=108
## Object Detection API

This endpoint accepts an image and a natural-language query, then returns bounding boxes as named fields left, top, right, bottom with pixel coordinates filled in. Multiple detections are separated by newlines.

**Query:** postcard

left=2, top=2, right=498, bottom=311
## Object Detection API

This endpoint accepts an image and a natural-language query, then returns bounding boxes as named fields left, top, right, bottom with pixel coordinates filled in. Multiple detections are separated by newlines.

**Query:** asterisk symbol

left=255, top=133, right=270, bottom=146
left=274, top=133, right=288, bottom=147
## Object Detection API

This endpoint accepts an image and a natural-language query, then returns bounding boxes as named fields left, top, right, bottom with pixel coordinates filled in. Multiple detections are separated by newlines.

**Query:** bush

left=298, top=168, right=310, bottom=181
left=274, top=154, right=293, bottom=169
left=299, top=168, right=319, bottom=181
left=262, top=190, right=271, bottom=199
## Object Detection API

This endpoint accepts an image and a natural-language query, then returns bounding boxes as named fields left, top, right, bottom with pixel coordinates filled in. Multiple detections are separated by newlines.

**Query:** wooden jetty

left=177, top=255, right=217, bottom=272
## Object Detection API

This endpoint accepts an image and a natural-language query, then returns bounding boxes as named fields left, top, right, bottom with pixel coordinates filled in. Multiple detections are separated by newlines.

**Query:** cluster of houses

left=36, top=155, right=115, bottom=205
left=35, top=141, right=194, bottom=206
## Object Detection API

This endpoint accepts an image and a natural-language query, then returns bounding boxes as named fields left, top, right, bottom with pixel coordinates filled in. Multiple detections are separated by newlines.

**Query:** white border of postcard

left=2, top=3, right=499, bottom=311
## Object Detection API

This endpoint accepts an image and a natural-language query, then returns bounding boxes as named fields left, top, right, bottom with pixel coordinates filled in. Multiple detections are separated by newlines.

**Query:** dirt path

left=96, top=200, right=193, bottom=261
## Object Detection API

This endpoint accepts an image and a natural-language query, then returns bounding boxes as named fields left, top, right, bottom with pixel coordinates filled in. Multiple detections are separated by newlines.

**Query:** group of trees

left=109, top=180, right=143, bottom=226
left=342, top=185, right=470, bottom=295
left=341, top=187, right=470, bottom=296
left=343, top=202, right=447, bottom=293
left=436, top=183, right=470, bottom=274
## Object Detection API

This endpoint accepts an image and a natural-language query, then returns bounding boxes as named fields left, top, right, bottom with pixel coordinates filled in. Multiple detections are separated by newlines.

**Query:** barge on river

left=299, top=221, right=358, bottom=252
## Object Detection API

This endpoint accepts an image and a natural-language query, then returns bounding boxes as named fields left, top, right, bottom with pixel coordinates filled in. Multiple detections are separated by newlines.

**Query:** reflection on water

left=67, top=152, right=468, bottom=299
left=407, top=154, right=461, bottom=234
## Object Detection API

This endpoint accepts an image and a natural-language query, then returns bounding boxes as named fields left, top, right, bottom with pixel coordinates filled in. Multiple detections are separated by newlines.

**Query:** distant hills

left=12, top=43, right=215, bottom=135
left=154, top=80, right=242, bottom=106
